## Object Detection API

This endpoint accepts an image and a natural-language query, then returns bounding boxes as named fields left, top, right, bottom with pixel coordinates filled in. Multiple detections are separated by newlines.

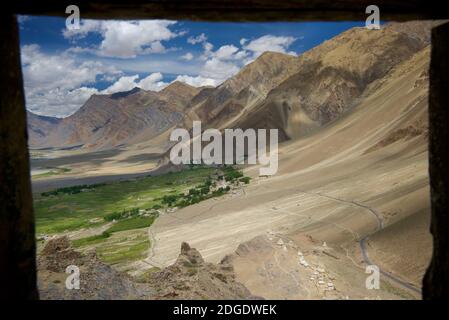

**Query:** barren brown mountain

left=230, top=23, right=431, bottom=140
left=29, top=82, right=201, bottom=150
left=29, top=22, right=435, bottom=151
left=185, top=52, right=301, bottom=128
left=27, top=111, right=61, bottom=147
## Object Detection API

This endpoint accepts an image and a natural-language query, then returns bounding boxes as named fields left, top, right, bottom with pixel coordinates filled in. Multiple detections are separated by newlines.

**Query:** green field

left=34, top=166, right=217, bottom=235
left=34, top=165, right=250, bottom=269
left=73, top=229, right=151, bottom=266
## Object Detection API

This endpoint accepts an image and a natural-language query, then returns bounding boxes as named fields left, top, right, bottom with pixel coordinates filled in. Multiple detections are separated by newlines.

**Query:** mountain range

left=27, top=21, right=433, bottom=153
left=29, top=20, right=436, bottom=299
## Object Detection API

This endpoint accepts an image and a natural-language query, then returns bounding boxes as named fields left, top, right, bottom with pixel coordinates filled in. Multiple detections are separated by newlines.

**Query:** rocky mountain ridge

left=28, top=21, right=435, bottom=151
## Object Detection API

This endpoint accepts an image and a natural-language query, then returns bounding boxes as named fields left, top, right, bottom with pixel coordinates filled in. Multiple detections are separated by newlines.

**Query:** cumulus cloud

left=63, top=20, right=179, bottom=58
left=137, top=73, right=168, bottom=91
left=180, top=52, right=194, bottom=61
left=101, top=73, right=168, bottom=93
left=174, top=75, right=219, bottom=87
left=213, top=45, right=241, bottom=60
left=104, top=72, right=218, bottom=94
left=21, top=44, right=121, bottom=117
left=187, top=35, right=297, bottom=86
left=243, top=35, right=297, bottom=58
left=22, top=44, right=170, bottom=116
left=17, top=15, right=31, bottom=26
left=200, top=58, right=240, bottom=82
left=199, top=42, right=214, bottom=61
left=23, top=25, right=300, bottom=117
left=101, top=75, right=140, bottom=94
left=187, top=33, right=207, bottom=45
left=27, top=87, right=100, bottom=118
left=176, top=34, right=297, bottom=87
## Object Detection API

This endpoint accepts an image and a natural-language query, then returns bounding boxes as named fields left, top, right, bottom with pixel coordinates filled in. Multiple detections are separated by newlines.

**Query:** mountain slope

left=147, top=45, right=431, bottom=299
left=30, top=81, right=202, bottom=150
left=231, top=22, right=432, bottom=141
left=27, top=111, right=61, bottom=147
left=158, top=81, right=203, bottom=112
left=183, top=51, right=302, bottom=130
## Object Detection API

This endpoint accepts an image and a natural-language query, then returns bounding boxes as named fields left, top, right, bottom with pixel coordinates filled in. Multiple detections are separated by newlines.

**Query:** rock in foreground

left=145, top=242, right=262, bottom=300
left=38, top=238, right=258, bottom=300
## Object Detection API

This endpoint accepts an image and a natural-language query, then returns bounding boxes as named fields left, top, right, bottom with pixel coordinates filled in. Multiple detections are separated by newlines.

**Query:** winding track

left=145, top=183, right=421, bottom=296
left=299, top=190, right=421, bottom=295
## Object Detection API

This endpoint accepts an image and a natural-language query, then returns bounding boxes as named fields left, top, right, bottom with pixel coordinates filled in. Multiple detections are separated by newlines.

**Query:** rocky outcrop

left=145, top=242, right=261, bottom=300
left=38, top=237, right=148, bottom=299
left=38, top=238, right=258, bottom=300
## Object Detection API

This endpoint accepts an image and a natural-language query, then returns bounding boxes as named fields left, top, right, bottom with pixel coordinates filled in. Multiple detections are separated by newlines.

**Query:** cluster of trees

left=239, top=177, right=251, bottom=184
left=104, top=207, right=140, bottom=222
left=161, top=184, right=231, bottom=208
left=160, top=167, right=251, bottom=208
left=41, top=183, right=106, bottom=197
left=223, top=168, right=244, bottom=182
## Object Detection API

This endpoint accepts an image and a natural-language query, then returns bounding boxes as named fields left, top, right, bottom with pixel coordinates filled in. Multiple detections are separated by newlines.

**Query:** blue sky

left=19, top=16, right=364, bottom=117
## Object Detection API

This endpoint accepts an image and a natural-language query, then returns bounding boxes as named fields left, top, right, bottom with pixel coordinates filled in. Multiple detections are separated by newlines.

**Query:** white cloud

left=180, top=52, right=194, bottom=61
left=17, top=15, right=31, bottom=25
left=243, top=35, right=297, bottom=58
left=213, top=45, right=240, bottom=60
left=101, top=75, right=140, bottom=94
left=22, top=44, right=171, bottom=116
left=187, top=33, right=207, bottom=45
left=63, top=20, right=179, bottom=58
left=175, top=75, right=219, bottom=87
left=62, top=20, right=101, bottom=39
left=187, top=34, right=297, bottom=86
left=101, top=72, right=169, bottom=94
left=136, top=73, right=168, bottom=91
left=24, top=26, right=300, bottom=117
left=27, top=87, right=100, bottom=118
left=22, top=45, right=107, bottom=91
left=199, top=42, right=214, bottom=60
left=21, top=44, right=121, bottom=116
left=108, top=57, right=203, bottom=76
left=200, top=58, right=240, bottom=82
left=211, top=45, right=248, bottom=61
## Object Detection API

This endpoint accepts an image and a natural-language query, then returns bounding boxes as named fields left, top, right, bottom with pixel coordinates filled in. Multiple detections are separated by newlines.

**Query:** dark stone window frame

left=1, top=1, right=448, bottom=299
